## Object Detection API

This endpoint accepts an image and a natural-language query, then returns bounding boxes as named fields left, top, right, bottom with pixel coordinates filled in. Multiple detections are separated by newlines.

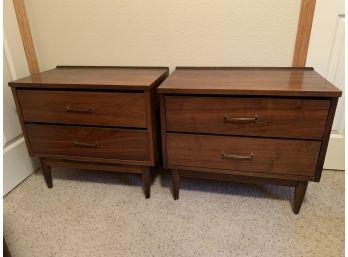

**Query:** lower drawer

left=26, top=124, right=149, bottom=161
left=167, top=133, right=321, bottom=177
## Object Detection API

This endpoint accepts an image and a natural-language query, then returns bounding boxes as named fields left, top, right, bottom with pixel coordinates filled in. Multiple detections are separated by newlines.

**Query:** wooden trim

left=12, top=0, right=40, bottom=75
left=10, top=88, right=33, bottom=155
left=167, top=165, right=313, bottom=181
left=292, top=0, right=316, bottom=67
left=56, top=65, right=169, bottom=70
left=145, top=91, right=155, bottom=165
left=314, top=97, right=339, bottom=181
left=45, top=159, right=143, bottom=174
left=176, top=67, right=314, bottom=70
left=159, top=94, right=168, bottom=168
left=145, top=70, right=169, bottom=166
left=179, top=170, right=298, bottom=187
left=33, top=153, right=152, bottom=166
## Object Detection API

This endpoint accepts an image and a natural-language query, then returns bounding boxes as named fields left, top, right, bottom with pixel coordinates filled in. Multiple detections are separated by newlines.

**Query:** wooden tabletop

left=158, top=67, right=341, bottom=97
left=9, top=66, right=169, bottom=91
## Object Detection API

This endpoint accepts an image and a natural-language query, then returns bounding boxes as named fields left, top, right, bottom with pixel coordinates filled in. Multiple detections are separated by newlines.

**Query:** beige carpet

left=4, top=168, right=344, bottom=257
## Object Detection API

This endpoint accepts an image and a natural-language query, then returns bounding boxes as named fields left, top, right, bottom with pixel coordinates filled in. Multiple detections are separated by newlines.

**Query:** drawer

left=26, top=124, right=149, bottom=161
left=165, top=96, right=330, bottom=140
left=17, top=90, right=147, bottom=128
left=167, top=133, right=321, bottom=177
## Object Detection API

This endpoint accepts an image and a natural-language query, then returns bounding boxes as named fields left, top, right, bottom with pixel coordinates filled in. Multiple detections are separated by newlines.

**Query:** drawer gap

left=25, top=122, right=148, bottom=131
left=166, top=131, right=322, bottom=142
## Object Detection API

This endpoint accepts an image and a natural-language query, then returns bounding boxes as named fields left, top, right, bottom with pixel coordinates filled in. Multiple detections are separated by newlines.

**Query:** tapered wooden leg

left=40, top=158, right=52, bottom=188
left=293, top=181, right=308, bottom=214
left=172, top=169, right=180, bottom=200
left=142, top=167, right=151, bottom=199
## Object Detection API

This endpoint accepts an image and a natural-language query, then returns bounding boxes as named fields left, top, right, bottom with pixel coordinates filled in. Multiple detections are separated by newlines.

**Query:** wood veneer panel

left=9, top=66, right=169, bottom=90
left=17, top=90, right=147, bottom=128
left=158, top=67, right=341, bottom=97
left=165, top=96, right=330, bottom=140
left=26, top=124, right=150, bottom=161
left=167, top=133, right=321, bottom=177
left=46, top=159, right=143, bottom=174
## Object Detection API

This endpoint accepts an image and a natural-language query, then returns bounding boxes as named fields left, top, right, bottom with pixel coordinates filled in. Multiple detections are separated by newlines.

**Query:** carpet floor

left=3, top=168, right=344, bottom=257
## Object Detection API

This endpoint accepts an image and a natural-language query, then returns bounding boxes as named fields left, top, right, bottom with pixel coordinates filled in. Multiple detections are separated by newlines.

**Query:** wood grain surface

left=157, top=67, right=341, bottom=97
left=165, top=96, right=330, bottom=140
left=17, top=90, right=147, bottom=128
left=26, top=124, right=150, bottom=161
left=45, top=159, right=143, bottom=174
left=9, top=66, right=169, bottom=90
left=167, top=133, right=321, bottom=177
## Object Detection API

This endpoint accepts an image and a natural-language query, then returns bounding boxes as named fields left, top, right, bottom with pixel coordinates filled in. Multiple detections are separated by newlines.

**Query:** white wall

left=24, top=0, right=301, bottom=71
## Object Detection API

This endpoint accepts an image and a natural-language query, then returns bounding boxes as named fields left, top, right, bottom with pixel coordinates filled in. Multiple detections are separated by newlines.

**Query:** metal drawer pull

left=72, top=140, right=98, bottom=148
left=224, top=114, right=257, bottom=123
left=221, top=151, right=254, bottom=160
left=65, top=105, right=93, bottom=113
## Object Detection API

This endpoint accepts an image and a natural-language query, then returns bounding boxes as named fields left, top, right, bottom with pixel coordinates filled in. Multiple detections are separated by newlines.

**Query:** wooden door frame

left=292, top=0, right=316, bottom=67
left=12, top=0, right=40, bottom=75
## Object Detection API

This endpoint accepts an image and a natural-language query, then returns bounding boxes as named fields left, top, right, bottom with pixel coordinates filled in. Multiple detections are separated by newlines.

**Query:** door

left=306, top=0, right=345, bottom=170
left=3, top=0, right=39, bottom=195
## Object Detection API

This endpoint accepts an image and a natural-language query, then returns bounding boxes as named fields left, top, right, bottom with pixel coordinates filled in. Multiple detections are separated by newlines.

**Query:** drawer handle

left=221, top=151, right=254, bottom=160
left=65, top=105, right=93, bottom=113
left=224, top=115, right=258, bottom=123
left=72, top=140, right=98, bottom=148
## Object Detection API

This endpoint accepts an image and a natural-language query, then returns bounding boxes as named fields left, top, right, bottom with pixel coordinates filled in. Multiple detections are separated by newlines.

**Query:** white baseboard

left=3, top=135, right=39, bottom=195
left=323, top=132, right=345, bottom=170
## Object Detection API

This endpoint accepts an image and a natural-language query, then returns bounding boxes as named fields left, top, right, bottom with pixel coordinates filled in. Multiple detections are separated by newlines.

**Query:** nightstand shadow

left=158, top=170, right=293, bottom=202
left=35, top=168, right=144, bottom=187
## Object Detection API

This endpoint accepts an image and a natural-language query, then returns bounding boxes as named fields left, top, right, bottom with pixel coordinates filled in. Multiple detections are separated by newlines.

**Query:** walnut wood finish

left=293, top=181, right=308, bottom=214
left=159, top=94, right=168, bottom=167
left=158, top=67, right=341, bottom=97
left=17, top=90, right=147, bottom=128
left=314, top=98, right=338, bottom=181
left=10, top=66, right=169, bottom=198
left=9, top=66, right=168, bottom=91
left=10, top=87, right=33, bottom=155
left=165, top=96, right=329, bottom=140
left=26, top=124, right=150, bottom=162
left=178, top=170, right=298, bottom=187
left=158, top=67, right=341, bottom=214
left=40, top=158, right=52, bottom=188
left=45, top=159, right=143, bottom=174
left=142, top=167, right=151, bottom=199
left=167, top=164, right=312, bottom=181
left=145, top=86, right=163, bottom=166
left=167, top=133, right=321, bottom=177
left=172, top=169, right=180, bottom=200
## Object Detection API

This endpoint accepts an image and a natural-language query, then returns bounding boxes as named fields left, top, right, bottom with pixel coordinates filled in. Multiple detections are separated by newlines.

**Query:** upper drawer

left=165, top=96, right=330, bottom=140
left=17, top=90, right=147, bottom=128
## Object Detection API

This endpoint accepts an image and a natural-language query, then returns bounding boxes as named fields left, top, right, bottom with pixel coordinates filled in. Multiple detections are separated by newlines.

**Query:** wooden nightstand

left=158, top=67, right=341, bottom=213
left=9, top=66, right=169, bottom=198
